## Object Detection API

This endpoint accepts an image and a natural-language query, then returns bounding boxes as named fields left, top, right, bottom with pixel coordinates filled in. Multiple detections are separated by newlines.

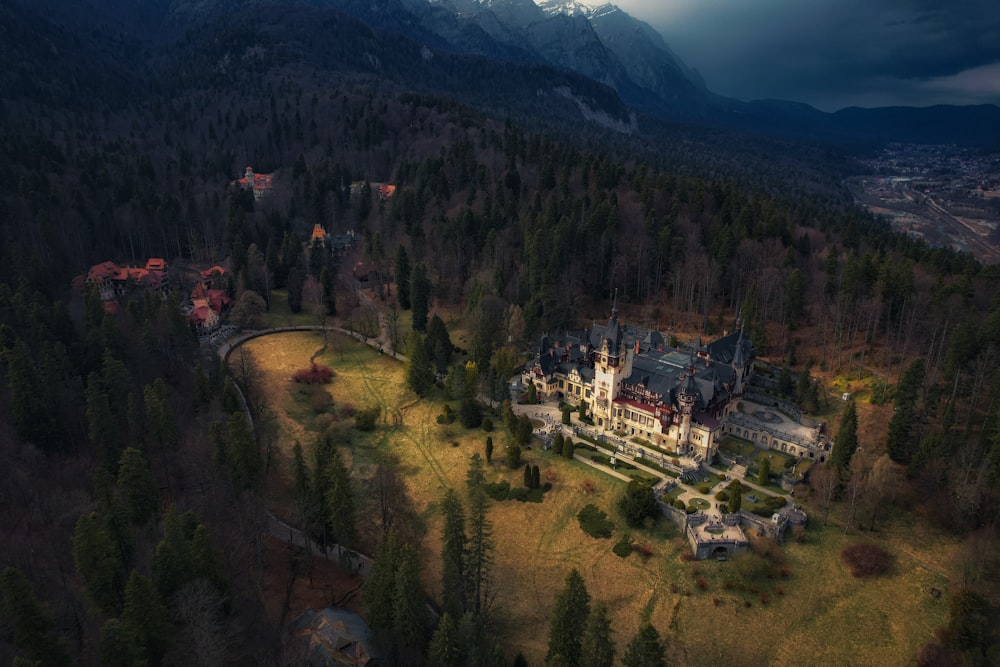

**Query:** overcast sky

left=612, top=0, right=1000, bottom=112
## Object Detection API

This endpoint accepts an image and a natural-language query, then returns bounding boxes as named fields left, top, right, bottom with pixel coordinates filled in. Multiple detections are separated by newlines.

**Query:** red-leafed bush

left=840, top=543, right=892, bottom=578
left=293, top=363, right=334, bottom=384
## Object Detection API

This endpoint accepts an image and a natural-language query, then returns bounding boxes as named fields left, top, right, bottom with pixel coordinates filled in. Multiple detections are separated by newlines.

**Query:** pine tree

left=440, top=488, right=468, bottom=619
left=190, top=523, right=227, bottom=593
left=72, top=512, right=126, bottom=614
left=116, top=447, right=158, bottom=525
left=365, top=531, right=402, bottom=641
left=428, top=613, right=463, bottom=667
left=292, top=441, right=311, bottom=526
left=887, top=358, right=925, bottom=464
left=87, top=371, right=121, bottom=471
left=0, top=567, right=69, bottom=667
left=323, top=445, right=358, bottom=558
left=532, top=465, right=541, bottom=490
left=580, top=602, right=615, bottom=667
left=485, top=436, right=494, bottom=464
left=831, top=399, right=859, bottom=472
left=392, top=549, right=430, bottom=665
left=562, top=437, right=574, bottom=459
left=394, top=244, right=411, bottom=309
left=465, top=490, right=494, bottom=619
left=121, top=571, right=172, bottom=665
left=406, top=331, right=432, bottom=396
left=99, top=617, right=140, bottom=667
left=546, top=568, right=591, bottom=665
left=621, top=623, right=667, bottom=667
left=410, top=263, right=430, bottom=332
left=152, top=508, right=195, bottom=600
left=757, top=456, right=771, bottom=486
left=728, top=480, right=743, bottom=513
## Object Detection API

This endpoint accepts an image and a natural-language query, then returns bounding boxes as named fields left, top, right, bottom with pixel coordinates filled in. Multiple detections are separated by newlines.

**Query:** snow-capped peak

left=536, top=0, right=598, bottom=18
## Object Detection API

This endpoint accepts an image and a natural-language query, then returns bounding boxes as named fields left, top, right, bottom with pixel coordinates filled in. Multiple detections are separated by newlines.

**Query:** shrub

left=715, top=490, right=730, bottom=502
left=508, top=487, right=529, bottom=502
left=308, top=386, right=333, bottom=413
left=354, top=406, right=380, bottom=431
left=481, top=417, right=493, bottom=432
left=582, top=479, right=597, bottom=495
left=673, top=499, right=686, bottom=510
left=485, top=480, right=510, bottom=501
left=577, top=503, right=614, bottom=539
left=293, top=362, right=334, bottom=384
left=686, top=504, right=698, bottom=514
left=339, top=403, right=356, bottom=418
left=613, top=534, right=633, bottom=558
left=840, top=543, right=892, bottom=578
left=697, top=483, right=711, bottom=494
left=760, top=592, right=771, bottom=604
left=636, top=542, right=654, bottom=558
left=696, top=576, right=708, bottom=590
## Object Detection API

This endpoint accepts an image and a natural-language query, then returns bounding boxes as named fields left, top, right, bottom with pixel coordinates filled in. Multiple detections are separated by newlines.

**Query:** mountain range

left=6, top=0, right=1000, bottom=146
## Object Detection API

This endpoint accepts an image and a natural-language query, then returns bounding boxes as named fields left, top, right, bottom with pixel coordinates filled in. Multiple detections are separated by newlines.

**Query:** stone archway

left=712, top=545, right=730, bottom=560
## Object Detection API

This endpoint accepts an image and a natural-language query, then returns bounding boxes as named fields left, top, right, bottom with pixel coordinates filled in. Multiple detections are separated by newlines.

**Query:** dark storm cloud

left=614, top=0, right=1000, bottom=110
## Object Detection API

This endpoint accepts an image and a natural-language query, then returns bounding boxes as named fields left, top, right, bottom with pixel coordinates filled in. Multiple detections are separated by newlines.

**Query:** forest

left=1, top=0, right=999, bottom=665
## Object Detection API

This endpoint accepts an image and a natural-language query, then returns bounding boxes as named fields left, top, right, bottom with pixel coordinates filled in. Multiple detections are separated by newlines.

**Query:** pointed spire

left=611, top=288, right=619, bottom=320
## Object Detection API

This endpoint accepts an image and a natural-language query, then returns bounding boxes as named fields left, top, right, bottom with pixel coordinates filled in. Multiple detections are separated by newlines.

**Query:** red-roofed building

left=236, top=166, right=273, bottom=199
left=86, top=258, right=170, bottom=300
left=200, top=265, right=226, bottom=284
left=377, top=184, right=396, bottom=200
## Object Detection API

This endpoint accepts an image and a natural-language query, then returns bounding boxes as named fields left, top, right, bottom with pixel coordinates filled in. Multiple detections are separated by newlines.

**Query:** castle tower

left=676, top=354, right=698, bottom=454
left=594, top=290, right=629, bottom=430
left=732, top=330, right=746, bottom=396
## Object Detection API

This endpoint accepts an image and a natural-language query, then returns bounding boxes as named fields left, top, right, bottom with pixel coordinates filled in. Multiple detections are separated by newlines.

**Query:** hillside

left=0, top=1, right=998, bottom=665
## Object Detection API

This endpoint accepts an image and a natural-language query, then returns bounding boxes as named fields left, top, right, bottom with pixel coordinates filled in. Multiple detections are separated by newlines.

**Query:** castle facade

left=522, top=301, right=753, bottom=462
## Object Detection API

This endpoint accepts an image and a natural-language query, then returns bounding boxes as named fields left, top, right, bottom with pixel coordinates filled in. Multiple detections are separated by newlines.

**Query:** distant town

left=849, top=143, right=1000, bottom=263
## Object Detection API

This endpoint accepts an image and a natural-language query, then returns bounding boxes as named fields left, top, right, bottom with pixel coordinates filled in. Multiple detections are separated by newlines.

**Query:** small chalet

left=236, top=166, right=273, bottom=199
left=188, top=282, right=232, bottom=336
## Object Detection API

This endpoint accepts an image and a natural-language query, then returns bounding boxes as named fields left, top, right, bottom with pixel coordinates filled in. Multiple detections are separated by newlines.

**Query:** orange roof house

left=377, top=184, right=396, bottom=200
left=236, top=166, right=273, bottom=199
left=311, top=224, right=327, bottom=244
left=200, top=265, right=226, bottom=282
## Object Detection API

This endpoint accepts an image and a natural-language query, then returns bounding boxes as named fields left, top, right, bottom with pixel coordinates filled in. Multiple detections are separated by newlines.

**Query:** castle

left=522, top=297, right=753, bottom=463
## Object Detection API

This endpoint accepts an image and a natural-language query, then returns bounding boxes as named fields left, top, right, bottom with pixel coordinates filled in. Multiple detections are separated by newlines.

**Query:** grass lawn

left=719, top=436, right=757, bottom=459
left=244, top=330, right=955, bottom=667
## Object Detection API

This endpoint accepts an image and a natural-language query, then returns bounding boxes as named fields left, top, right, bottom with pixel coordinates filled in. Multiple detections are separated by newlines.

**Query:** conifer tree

left=831, top=399, right=859, bottom=472
left=580, top=602, right=615, bottom=667
left=323, top=445, right=358, bottom=559
left=121, top=571, right=172, bottom=665
left=428, top=613, right=463, bottom=667
left=886, top=358, right=925, bottom=464
left=621, top=623, right=667, bottom=667
left=0, top=567, right=69, bottom=667
left=152, top=508, right=195, bottom=600
left=116, top=447, right=158, bottom=525
left=406, top=331, right=432, bottom=396
left=485, top=436, right=494, bottom=464
left=392, top=549, right=430, bottom=665
left=440, top=488, right=468, bottom=619
left=410, top=263, right=430, bottom=332
left=365, top=531, right=402, bottom=640
left=465, top=489, right=494, bottom=619
left=546, top=568, right=590, bottom=665
left=72, top=512, right=126, bottom=614
left=99, top=617, right=140, bottom=667
left=532, top=465, right=541, bottom=490
left=394, top=244, right=411, bottom=309
left=757, top=456, right=771, bottom=487
left=728, top=480, right=743, bottom=513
